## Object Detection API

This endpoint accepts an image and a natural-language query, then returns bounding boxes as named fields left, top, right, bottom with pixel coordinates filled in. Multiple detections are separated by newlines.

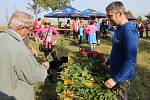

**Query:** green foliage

left=56, top=53, right=125, bottom=99
left=56, top=81, right=64, bottom=92
left=35, top=0, right=74, bottom=10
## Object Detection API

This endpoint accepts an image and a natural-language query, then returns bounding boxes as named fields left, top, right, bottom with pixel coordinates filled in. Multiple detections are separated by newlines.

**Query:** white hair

left=8, top=10, right=33, bottom=30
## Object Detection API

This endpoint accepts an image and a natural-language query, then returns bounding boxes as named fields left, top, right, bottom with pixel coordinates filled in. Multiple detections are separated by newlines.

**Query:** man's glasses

left=21, top=26, right=34, bottom=32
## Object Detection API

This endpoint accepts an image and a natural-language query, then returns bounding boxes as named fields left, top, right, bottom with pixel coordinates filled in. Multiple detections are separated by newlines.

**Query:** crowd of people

left=57, top=18, right=116, bottom=50
left=32, top=12, right=149, bottom=51
left=134, top=21, right=150, bottom=38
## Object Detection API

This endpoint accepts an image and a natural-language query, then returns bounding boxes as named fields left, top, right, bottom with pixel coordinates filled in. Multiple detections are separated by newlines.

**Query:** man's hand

left=105, top=78, right=116, bottom=88
left=29, top=41, right=38, bottom=57
left=52, top=41, right=57, bottom=46
left=42, top=61, right=49, bottom=70
left=32, top=49, right=38, bottom=57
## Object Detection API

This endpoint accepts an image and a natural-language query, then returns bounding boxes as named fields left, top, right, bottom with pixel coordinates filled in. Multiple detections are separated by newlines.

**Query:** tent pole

left=58, top=18, right=59, bottom=28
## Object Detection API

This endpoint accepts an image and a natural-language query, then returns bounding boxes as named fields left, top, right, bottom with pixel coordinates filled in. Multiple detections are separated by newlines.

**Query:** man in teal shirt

left=104, top=1, right=138, bottom=99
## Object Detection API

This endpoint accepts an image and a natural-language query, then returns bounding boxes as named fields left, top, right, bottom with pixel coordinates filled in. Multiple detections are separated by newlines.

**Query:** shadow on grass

left=128, top=64, right=150, bottom=100
left=101, top=38, right=112, bottom=46
left=35, top=77, right=57, bottom=100
left=79, top=45, right=91, bottom=51
left=69, top=41, right=79, bottom=47
left=138, top=39, right=150, bottom=53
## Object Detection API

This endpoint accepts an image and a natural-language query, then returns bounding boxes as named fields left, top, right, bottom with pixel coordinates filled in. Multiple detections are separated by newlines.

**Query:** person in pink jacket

left=45, top=24, right=59, bottom=49
left=45, top=22, right=59, bottom=60
left=72, top=18, right=79, bottom=39
left=83, top=24, right=88, bottom=43
left=33, top=18, right=41, bottom=41
left=86, top=20, right=97, bottom=50
left=38, top=20, right=59, bottom=60
left=36, top=21, right=47, bottom=41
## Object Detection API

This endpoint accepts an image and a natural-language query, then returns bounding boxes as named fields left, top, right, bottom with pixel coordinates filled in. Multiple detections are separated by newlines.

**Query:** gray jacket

left=0, top=29, right=47, bottom=100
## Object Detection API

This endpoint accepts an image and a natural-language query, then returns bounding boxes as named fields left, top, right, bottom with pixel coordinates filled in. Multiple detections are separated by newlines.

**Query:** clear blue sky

left=0, top=0, right=150, bottom=24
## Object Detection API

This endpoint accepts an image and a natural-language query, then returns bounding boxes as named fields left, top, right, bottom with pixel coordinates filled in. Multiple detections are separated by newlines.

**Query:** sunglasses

left=43, top=23, right=51, bottom=25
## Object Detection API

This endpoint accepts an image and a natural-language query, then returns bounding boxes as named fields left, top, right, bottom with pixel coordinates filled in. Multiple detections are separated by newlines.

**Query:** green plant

left=56, top=53, right=125, bottom=99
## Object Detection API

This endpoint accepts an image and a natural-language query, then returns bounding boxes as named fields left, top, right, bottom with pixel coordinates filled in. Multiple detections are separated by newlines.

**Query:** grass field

left=31, top=34, right=150, bottom=100
left=0, top=25, right=150, bottom=100
left=128, top=38, right=150, bottom=100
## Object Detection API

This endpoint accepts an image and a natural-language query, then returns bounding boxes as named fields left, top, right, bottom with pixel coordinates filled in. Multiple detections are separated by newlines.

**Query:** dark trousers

left=44, top=46, right=58, bottom=61
left=96, top=31, right=101, bottom=40
left=139, top=29, right=144, bottom=38
left=73, top=31, right=78, bottom=39
left=79, top=36, right=83, bottom=45
left=146, top=30, right=149, bottom=37
left=64, top=30, right=70, bottom=37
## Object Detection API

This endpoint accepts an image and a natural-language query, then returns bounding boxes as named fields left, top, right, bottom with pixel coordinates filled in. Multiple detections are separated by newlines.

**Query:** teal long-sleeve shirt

left=109, top=22, right=139, bottom=84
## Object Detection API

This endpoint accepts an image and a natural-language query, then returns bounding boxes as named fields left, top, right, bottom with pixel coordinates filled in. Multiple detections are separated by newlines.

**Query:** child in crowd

left=36, top=20, right=47, bottom=41
left=33, top=18, right=41, bottom=41
left=86, top=20, right=97, bottom=50
left=79, top=23, right=84, bottom=45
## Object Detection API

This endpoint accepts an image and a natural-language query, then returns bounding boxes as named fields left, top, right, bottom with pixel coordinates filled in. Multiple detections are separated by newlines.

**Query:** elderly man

left=104, top=1, right=139, bottom=99
left=0, top=11, right=49, bottom=100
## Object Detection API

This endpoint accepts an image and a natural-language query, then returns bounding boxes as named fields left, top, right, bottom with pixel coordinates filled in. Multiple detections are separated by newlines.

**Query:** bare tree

left=27, top=0, right=41, bottom=18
